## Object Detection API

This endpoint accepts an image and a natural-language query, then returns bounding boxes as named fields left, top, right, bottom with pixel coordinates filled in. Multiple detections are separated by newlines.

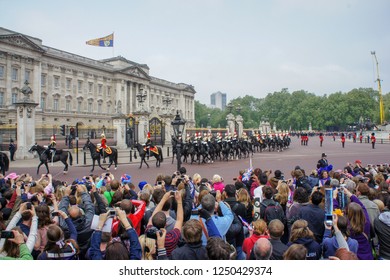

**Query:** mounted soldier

left=46, top=135, right=56, bottom=159
left=99, top=133, right=107, bottom=157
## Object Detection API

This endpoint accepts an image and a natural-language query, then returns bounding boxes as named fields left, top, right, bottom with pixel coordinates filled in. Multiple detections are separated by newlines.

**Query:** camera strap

left=198, top=217, right=209, bottom=239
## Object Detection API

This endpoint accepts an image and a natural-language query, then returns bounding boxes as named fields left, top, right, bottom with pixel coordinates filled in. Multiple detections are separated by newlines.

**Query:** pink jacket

left=212, top=182, right=225, bottom=193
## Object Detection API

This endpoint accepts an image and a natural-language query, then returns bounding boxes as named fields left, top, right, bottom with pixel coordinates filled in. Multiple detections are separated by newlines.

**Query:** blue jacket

left=89, top=228, right=142, bottom=260
left=298, top=204, right=325, bottom=244
left=321, top=228, right=359, bottom=258
left=288, top=237, right=321, bottom=260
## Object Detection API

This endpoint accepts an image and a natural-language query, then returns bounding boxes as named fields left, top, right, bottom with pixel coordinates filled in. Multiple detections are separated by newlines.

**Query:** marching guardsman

left=100, top=133, right=107, bottom=157
left=370, top=132, right=376, bottom=149
left=319, top=132, right=324, bottom=147
left=341, top=133, right=346, bottom=148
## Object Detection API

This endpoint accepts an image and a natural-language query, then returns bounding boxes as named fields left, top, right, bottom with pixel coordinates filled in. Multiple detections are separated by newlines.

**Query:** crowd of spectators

left=0, top=159, right=389, bottom=260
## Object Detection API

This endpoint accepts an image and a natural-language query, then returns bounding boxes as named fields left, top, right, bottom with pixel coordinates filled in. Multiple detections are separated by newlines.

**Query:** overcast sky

left=1, top=0, right=389, bottom=104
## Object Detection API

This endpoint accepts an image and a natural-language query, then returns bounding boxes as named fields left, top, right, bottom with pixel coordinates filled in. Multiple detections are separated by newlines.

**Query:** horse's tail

left=159, top=148, right=164, bottom=162
left=68, top=151, right=73, bottom=166
left=114, top=149, right=118, bottom=162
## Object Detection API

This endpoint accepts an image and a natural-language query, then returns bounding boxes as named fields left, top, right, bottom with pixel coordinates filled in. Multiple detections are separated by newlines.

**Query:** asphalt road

left=6, top=136, right=390, bottom=186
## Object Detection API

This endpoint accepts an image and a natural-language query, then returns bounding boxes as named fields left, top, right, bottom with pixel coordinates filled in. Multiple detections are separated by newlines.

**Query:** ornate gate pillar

left=14, top=81, right=39, bottom=159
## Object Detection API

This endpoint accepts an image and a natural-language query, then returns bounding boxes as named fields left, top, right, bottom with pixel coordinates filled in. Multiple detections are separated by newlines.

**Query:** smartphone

left=26, top=202, right=32, bottom=210
left=106, top=173, right=110, bottom=176
left=191, top=209, right=199, bottom=215
left=325, top=214, right=333, bottom=226
left=157, top=181, right=163, bottom=185
left=1, top=231, right=15, bottom=239
left=171, top=191, right=176, bottom=196
left=85, top=176, right=90, bottom=180
left=52, top=212, right=60, bottom=217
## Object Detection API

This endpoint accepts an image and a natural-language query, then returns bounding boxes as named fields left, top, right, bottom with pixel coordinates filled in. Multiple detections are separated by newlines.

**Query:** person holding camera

left=191, top=190, right=234, bottom=246
left=37, top=210, right=79, bottom=260
left=89, top=209, right=141, bottom=260
left=333, top=186, right=374, bottom=260
left=0, top=202, right=38, bottom=258
left=146, top=190, right=183, bottom=257
left=0, top=229, right=33, bottom=260
left=171, top=208, right=221, bottom=260
left=58, top=184, right=95, bottom=259
left=322, top=214, right=358, bottom=259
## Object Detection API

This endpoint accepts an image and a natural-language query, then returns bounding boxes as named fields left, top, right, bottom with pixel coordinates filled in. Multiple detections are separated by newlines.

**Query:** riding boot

left=147, top=150, right=150, bottom=160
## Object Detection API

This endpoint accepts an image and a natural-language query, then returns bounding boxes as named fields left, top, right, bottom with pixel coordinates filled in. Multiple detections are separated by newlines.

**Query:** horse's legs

left=90, top=159, right=95, bottom=172
left=37, top=162, right=44, bottom=174
left=44, top=162, right=50, bottom=174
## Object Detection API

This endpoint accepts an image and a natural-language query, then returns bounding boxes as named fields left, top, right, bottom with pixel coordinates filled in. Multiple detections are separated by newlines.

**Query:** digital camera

left=145, top=226, right=162, bottom=240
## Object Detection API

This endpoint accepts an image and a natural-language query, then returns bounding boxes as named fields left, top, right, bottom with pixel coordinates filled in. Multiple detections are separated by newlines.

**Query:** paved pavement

left=4, top=136, right=390, bottom=187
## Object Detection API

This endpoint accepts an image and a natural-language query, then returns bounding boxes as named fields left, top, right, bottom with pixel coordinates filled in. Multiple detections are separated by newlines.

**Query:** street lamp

left=226, top=103, right=233, bottom=113
left=207, top=113, right=211, bottom=129
left=171, top=110, right=186, bottom=171
left=236, top=104, right=242, bottom=115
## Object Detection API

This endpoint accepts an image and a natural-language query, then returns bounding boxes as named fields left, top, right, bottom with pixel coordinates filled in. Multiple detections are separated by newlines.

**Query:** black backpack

left=260, top=202, right=286, bottom=225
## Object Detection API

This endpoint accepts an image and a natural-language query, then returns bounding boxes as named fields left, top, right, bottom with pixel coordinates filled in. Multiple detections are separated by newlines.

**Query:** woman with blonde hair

left=236, top=188, right=253, bottom=224
left=138, top=234, right=156, bottom=260
left=211, top=174, right=224, bottom=193
left=288, top=219, right=321, bottom=260
left=242, top=219, right=268, bottom=259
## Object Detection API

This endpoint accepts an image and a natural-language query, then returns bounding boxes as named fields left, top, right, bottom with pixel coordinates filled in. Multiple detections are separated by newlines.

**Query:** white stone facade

left=0, top=27, right=196, bottom=144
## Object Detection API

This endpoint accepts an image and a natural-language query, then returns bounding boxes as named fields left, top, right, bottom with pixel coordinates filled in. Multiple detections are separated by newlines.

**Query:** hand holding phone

left=1, top=231, right=15, bottom=239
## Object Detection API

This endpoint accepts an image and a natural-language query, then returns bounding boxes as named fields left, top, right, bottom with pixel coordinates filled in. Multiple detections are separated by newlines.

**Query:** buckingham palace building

left=0, top=27, right=196, bottom=149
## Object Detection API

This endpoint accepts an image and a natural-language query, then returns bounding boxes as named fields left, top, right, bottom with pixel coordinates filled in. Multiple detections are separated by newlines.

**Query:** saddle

left=143, top=145, right=159, bottom=155
left=96, top=147, right=112, bottom=155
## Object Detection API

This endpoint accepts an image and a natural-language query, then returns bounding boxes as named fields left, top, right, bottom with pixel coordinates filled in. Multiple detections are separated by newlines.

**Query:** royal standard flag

left=86, top=33, right=114, bottom=47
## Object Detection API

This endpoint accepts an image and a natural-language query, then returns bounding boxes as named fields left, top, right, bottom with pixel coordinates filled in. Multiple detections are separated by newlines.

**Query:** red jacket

left=341, top=136, right=345, bottom=143
left=319, top=135, right=324, bottom=142
left=371, top=136, right=376, bottom=143
left=101, top=138, right=107, bottom=149
left=243, top=234, right=269, bottom=259
left=111, top=200, right=146, bottom=236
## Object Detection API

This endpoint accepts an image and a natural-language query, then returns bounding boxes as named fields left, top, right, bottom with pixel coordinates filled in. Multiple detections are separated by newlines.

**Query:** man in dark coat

left=9, top=139, right=16, bottom=161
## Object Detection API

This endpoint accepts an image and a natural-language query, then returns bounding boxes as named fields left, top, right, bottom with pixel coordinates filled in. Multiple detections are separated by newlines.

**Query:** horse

left=83, top=138, right=118, bottom=172
left=0, top=152, right=10, bottom=176
left=134, top=142, right=163, bottom=169
left=28, top=144, right=73, bottom=175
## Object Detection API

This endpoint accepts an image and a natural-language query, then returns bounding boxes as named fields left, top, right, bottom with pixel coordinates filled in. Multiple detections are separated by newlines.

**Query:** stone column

left=138, top=115, right=149, bottom=144
left=15, top=101, right=39, bottom=159
left=236, top=115, right=243, bottom=136
left=112, top=114, right=127, bottom=149
left=226, top=113, right=235, bottom=135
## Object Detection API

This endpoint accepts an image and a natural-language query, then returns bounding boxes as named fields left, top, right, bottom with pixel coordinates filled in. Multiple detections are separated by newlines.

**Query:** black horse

left=0, top=152, right=10, bottom=176
left=83, top=139, right=118, bottom=172
left=134, top=142, right=163, bottom=169
left=29, top=144, right=73, bottom=174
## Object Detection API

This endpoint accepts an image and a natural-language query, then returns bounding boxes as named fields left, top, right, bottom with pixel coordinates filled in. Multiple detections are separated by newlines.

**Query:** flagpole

left=112, top=32, right=115, bottom=57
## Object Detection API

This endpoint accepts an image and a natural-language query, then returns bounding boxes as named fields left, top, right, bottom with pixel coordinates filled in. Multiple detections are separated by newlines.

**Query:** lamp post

left=171, top=110, right=186, bottom=171
left=76, top=122, right=80, bottom=164
left=207, top=113, right=211, bottom=129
